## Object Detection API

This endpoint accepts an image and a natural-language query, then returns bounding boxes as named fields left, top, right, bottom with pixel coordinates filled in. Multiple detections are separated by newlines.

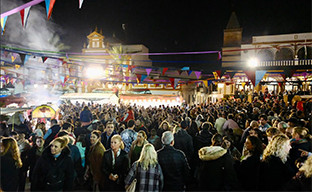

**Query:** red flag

left=162, top=68, right=168, bottom=75
left=244, top=71, right=256, bottom=86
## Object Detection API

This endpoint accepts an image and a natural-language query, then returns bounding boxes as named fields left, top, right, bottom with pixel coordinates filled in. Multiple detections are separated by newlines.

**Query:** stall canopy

left=32, top=105, right=56, bottom=118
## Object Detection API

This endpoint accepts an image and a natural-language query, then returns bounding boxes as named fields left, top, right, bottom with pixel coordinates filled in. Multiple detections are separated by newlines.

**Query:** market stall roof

left=0, top=107, right=31, bottom=115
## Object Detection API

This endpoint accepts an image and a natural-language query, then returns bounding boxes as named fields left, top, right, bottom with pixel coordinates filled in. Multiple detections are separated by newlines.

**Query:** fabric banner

left=45, top=0, right=56, bottom=19
left=244, top=70, right=255, bottom=86
left=141, top=75, right=147, bottom=82
left=169, top=78, right=175, bottom=88
left=284, top=69, right=296, bottom=79
left=194, top=71, right=201, bottom=79
left=79, top=0, right=84, bottom=8
left=177, top=70, right=182, bottom=75
left=136, top=74, right=141, bottom=83
left=1, top=16, right=8, bottom=34
left=1, top=0, right=43, bottom=18
left=181, top=67, right=190, bottom=71
left=203, top=80, right=208, bottom=87
left=187, top=70, right=192, bottom=76
left=125, top=76, right=130, bottom=82
left=161, top=67, right=168, bottom=75
left=20, top=6, right=31, bottom=27
left=145, top=68, right=152, bottom=76
left=241, top=82, right=246, bottom=87
left=255, top=70, right=267, bottom=86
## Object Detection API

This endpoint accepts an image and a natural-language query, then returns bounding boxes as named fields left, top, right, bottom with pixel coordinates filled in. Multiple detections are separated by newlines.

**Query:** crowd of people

left=0, top=91, right=312, bottom=191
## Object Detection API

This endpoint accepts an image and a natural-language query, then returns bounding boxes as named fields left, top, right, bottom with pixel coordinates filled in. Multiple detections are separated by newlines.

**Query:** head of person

left=263, top=134, right=291, bottom=163
left=250, top=120, right=259, bottom=129
left=292, top=127, right=309, bottom=140
left=62, top=123, right=73, bottom=133
left=227, top=114, right=234, bottom=120
left=50, top=136, right=69, bottom=155
left=161, top=131, right=174, bottom=146
left=201, top=122, right=212, bottom=131
left=211, top=133, right=223, bottom=146
left=150, top=128, right=157, bottom=136
left=127, top=119, right=135, bottom=129
left=138, top=143, right=158, bottom=170
left=136, top=130, right=147, bottom=143
left=111, top=134, right=124, bottom=152
left=277, top=121, right=288, bottom=133
left=249, top=128, right=262, bottom=138
left=221, top=136, right=234, bottom=149
left=105, top=121, right=115, bottom=136
left=10, top=131, right=19, bottom=141
left=245, top=136, right=263, bottom=155
left=299, top=155, right=312, bottom=178
left=253, top=107, right=260, bottom=114
left=35, top=136, right=44, bottom=148
left=288, top=117, right=298, bottom=128
left=0, top=137, right=22, bottom=168
left=160, top=120, right=169, bottom=130
left=259, top=114, right=268, bottom=126
left=36, top=122, right=46, bottom=130
left=135, top=119, right=142, bottom=128
left=266, top=127, right=281, bottom=142
left=180, top=121, right=188, bottom=130
left=90, top=130, right=101, bottom=145
left=51, top=119, right=58, bottom=126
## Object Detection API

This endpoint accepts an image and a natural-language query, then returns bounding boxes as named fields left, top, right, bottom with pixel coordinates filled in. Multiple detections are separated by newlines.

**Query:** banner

left=244, top=71, right=255, bottom=86
left=145, top=68, right=152, bottom=76
left=1, top=16, right=8, bottom=34
left=45, top=0, right=56, bottom=20
left=255, top=70, right=267, bottom=86
left=20, top=6, right=31, bottom=27
left=161, top=67, right=168, bottom=75
left=194, top=71, right=201, bottom=79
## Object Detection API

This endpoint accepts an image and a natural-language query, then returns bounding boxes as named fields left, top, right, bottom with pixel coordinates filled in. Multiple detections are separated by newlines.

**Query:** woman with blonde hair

left=125, top=143, right=163, bottom=192
left=102, top=134, right=130, bottom=191
left=31, top=136, right=75, bottom=191
left=129, top=130, right=148, bottom=165
left=0, top=137, right=22, bottom=191
left=259, top=134, right=294, bottom=191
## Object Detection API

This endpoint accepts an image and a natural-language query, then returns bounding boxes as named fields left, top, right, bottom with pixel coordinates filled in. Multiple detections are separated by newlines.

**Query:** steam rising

left=1, top=0, right=69, bottom=106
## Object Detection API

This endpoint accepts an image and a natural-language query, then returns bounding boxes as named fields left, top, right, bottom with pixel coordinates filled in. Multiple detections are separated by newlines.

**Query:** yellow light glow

left=248, top=58, right=259, bottom=68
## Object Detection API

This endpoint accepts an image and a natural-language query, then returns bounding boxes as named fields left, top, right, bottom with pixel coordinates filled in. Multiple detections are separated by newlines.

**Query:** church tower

left=82, top=27, right=107, bottom=53
left=222, top=12, right=242, bottom=67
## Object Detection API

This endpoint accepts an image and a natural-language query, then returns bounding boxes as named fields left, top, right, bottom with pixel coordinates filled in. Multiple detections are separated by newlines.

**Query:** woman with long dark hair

left=0, top=137, right=23, bottom=191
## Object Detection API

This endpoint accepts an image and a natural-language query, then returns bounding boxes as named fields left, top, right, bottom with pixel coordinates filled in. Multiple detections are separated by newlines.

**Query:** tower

left=222, top=12, right=242, bottom=68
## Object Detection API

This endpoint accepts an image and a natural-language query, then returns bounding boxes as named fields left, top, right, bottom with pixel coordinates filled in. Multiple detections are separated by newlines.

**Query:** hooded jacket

left=31, top=145, right=75, bottom=191
left=198, top=146, right=239, bottom=191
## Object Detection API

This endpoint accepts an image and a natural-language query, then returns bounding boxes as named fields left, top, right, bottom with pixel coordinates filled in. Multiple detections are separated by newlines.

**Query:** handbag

left=126, top=163, right=139, bottom=192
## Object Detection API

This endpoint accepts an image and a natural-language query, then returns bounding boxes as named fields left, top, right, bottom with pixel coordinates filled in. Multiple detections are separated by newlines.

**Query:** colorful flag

left=20, top=6, right=31, bottom=27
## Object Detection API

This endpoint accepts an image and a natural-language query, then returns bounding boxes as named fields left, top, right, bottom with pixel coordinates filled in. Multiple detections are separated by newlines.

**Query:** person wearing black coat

left=31, top=136, right=75, bottom=191
left=238, top=136, right=263, bottom=191
left=101, top=135, right=130, bottom=191
left=27, top=137, right=44, bottom=182
left=101, top=122, right=117, bottom=150
left=157, top=131, right=190, bottom=191
left=198, top=146, right=239, bottom=191
left=174, top=121, right=194, bottom=163
left=43, top=119, right=61, bottom=147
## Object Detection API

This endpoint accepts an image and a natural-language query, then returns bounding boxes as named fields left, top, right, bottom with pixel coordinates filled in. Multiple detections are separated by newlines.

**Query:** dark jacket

left=28, top=146, right=44, bottom=182
left=102, top=149, right=130, bottom=191
left=259, top=155, right=294, bottom=191
left=174, top=129, right=194, bottom=163
left=198, top=146, right=239, bottom=191
left=101, top=131, right=117, bottom=150
left=157, top=145, right=190, bottom=191
left=31, top=146, right=75, bottom=191
left=238, top=154, right=261, bottom=191
left=289, top=139, right=312, bottom=171
left=285, top=171, right=312, bottom=191
left=44, top=125, right=61, bottom=147
left=0, top=153, right=20, bottom=191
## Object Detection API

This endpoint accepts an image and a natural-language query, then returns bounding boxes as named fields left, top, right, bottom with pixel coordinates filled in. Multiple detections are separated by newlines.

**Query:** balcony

left=259, top=59, right=312, bottom=67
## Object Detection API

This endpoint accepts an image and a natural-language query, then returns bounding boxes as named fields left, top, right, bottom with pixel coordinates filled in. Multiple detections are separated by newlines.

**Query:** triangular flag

left=162, top=67, right=168, bottom=75
left=15, top=65, right=21, bottom=70
left=244, top=71, right=256, bottom=86
left=284, top=69, right=296, bottom=79
left=187, top=70, right=192, bottom=76
left=45, top=0, right=56, bottom=19
left=11, top=56, right=17, bottom=63
left=241, top=82, right=246, bottom=87
left=174, top=78, right=180, bottom=89
left=136, top=74, right=142, bottom=83
left=218, top=51, right=222, bottom=60
left=194, top=71, right=201, bottom=79
left=208, top=80, right=212, bottom=86
left=79, top=0, right=84, bottom=8
left=1, top=16, right=8, bottom=34
left=41, top=57, right=48, bottom=63
left=203, top=80, right=208, bottom=87
left=19, top=54, right=26, bottom=65
left=278, top=82, right=283, bottom=87
left=245, top=82, right=250, bottom=86
left=177, top=70, right=182, bottom=75
left=24, top=54, right=30, bottom=64
left=146, top=68, right=152, bottom=76
left=141, top=75, right=147, bottom=82
left=125, top=76, right=130, bottom=82
left=20, top=7, right=31, bottom=27
left=64, top=75, right=69, bottom=83
left=169, top=78, right=175, bottom=88
left=255, top=70, right=267, bottom=86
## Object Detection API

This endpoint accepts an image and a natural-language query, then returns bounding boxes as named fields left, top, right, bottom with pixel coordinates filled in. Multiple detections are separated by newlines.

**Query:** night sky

left=28, top=0, right=312, bottom=72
